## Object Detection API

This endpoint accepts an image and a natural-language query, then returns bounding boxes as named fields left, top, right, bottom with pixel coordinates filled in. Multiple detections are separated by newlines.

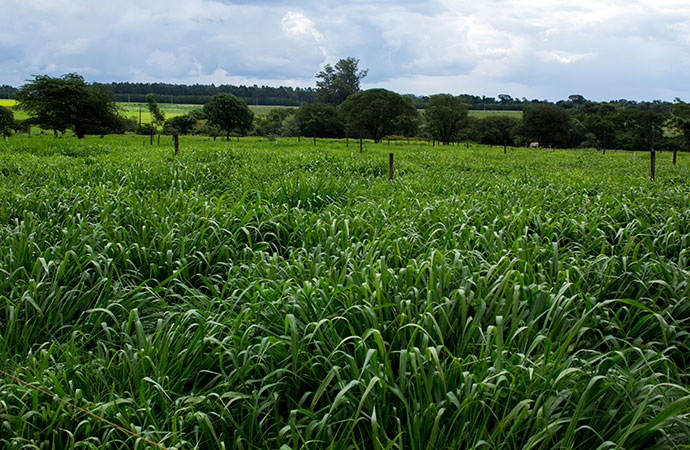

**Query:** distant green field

left=117, top=102, right=295, bottom=123
left=5, top=99, right=518, bottom=122
left=468, top=109, right=522, bottom=118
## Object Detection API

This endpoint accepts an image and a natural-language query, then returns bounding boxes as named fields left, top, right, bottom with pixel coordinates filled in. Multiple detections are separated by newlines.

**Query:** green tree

left=471, top=115, right=520, bottom=145
left=617, top=108, right=667, bottom=150
left=203, top=93, right=254, bottom=141
left=255, top=109, right=294, bottom=137
left=146, top=93, right=165, bottom=129
left=426, top=94, right=468, bottom=145
left=295, top=103, right=344, bottom=138
left=0, top=107, right=14, bottom=137
left=164, top=109, right=205, bottom=135
left=672, top=98, right=690, bottom=152
left=521, top=103, right=573, bottom=148
left=316, top=57, right=368, bottom=105
left=339, top=89, right=418, bottom=143
left=15, top=73, right=124, bottom=138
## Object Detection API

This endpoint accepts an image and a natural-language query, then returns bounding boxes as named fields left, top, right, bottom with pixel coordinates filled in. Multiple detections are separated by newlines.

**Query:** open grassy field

left=117, top=103, right=295, bottom=123
left=468, top=109, right=522, bottom=118
left=1, top=136, right=689, bottom=449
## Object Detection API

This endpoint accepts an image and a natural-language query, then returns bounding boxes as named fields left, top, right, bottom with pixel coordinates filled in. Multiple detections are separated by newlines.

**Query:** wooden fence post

left=651, top=148, right=656, bottom=180
left=389, top=153, right=394, bottom=180
left=673, top=148, right=677, bottom=165
left=150, top=128, right=154, bottom=145
left=360, top=137, right=363, bottom=153
left=174, top=134, right=179, bottom=155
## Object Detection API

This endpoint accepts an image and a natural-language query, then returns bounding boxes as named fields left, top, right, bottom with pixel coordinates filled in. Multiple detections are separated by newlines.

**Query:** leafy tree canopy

left=470, top=115, right=520, bottom=146
left=15, top=73, right=125, bottom=138
left=164, top=109, right=205, bottom=135
left=339, top=88, right=418, bottom=143
left=316, top=57, right=368, bottom=105
left=295, top=103, right=343, bottom=138
left=672, top=98, right=690, bottom=151
left=203, top=93, right=254, bottom=140
left=426, top=94, right=469, bottom=145
left=0, top=107, right=13, bottom=137
left=146, top=93, right=165, bottom=127
left=521, top=103, right=573, bottom=148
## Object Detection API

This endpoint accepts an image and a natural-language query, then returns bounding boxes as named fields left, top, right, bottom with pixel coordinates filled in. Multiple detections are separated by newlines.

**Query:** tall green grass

left=1, top=136, right=689, bottom=449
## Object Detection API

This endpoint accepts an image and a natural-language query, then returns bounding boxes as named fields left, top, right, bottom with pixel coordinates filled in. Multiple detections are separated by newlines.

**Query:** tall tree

left=15, top=73, right=124, bottom=138
left=0, top=107, right=13, bottom=137
left=426, top=94, right=468, bottom=145
left=471, top=115, right=520, bottom=145
left=295, top=103, right=344, bottom=138
left=672, top=98, right=690, bottom=152
left=316, top=57, right=368, bottom=105
left=203, top=93, right=254, bottom=140
left=521, top=103, right=573, bottom=148
left=146, top=93, right=165, bottom=129
left=339, top=88, right=418, bottom=143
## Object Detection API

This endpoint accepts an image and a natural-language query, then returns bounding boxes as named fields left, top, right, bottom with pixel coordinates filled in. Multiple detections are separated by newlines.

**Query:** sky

left=2, top=0, right=690, bottom=102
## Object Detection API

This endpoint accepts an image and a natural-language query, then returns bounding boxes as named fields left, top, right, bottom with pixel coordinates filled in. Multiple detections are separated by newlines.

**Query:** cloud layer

left=2, top=0, right=690, bottom=101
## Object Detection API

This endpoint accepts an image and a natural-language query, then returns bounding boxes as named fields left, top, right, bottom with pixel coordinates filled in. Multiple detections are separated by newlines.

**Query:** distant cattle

left=528, top=142, right=539, bottom=148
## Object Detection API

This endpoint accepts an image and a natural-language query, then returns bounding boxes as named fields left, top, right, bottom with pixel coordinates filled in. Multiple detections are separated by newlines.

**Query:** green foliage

left=295, top=102, right=344, bottom=138
left=316, top=57, right=368, bottom=105
left=1, top=136, right=689, bottom=449
left=426, top=94, right=469, bottom=144
left=255, top=108, right=295, bottom=137
left=280, top=114, right=300, bottom=137
left=520, top=103, right=573, bottom=147
left=145, top=93, right=165, bottom=127
left=616, top=108, right=668, bottom=151
left=0, top=106, right=13, bottom=136
left=203, top=93, right=254, bottom=140
left=340, top=88, right=419, bottom=143
left=470, top=115, right=521, bottom=145
left=671, top=98, right=690, bottom=152
left=163, top=108, right=205, bottom=135
left=1, top=136, right=690, bottom=449
left=14, top=73, right=125, bottom=138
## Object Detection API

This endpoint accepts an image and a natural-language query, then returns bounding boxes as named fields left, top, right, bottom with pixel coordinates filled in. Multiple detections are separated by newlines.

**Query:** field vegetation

left=1, top=135, right=688, bottom=449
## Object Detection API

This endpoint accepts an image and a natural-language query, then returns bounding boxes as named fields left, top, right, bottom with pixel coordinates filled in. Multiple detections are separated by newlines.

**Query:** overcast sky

left=2, top=0, right=690, bottom=101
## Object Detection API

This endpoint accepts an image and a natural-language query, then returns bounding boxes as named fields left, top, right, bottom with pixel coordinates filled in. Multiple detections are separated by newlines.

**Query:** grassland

left=468, top=109, right=522, bottom=118
left=117, top=103, right=294, bottom=123
left=0, top=136, right=688, bottom=449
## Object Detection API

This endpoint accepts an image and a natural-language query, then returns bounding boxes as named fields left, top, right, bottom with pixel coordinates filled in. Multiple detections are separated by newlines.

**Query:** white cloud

left=282, top=11, right=324, bottom=42
left=2, top=0, right=690, bottom=100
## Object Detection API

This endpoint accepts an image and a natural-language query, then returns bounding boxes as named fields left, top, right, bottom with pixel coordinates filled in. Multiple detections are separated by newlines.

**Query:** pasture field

left=468, top=109, right=523, bottom=118
left=117, top=103, right=295, bottom=124
left=0, top=135, right=689, bottom=449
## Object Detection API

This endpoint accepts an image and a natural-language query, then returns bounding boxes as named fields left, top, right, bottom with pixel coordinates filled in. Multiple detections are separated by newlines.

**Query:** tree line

left=2, top=58, right=689, bottom=152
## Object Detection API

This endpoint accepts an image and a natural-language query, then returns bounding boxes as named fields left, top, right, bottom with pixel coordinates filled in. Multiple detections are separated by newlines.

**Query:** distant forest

left=0, top=82, right=675, bottom=112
